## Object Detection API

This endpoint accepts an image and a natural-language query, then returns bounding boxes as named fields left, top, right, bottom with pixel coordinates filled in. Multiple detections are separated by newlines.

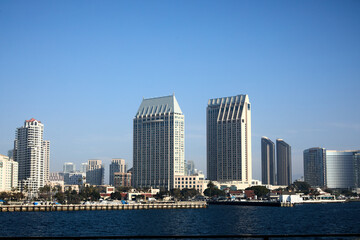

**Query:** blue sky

left=0, top=0, right=359, bottom=182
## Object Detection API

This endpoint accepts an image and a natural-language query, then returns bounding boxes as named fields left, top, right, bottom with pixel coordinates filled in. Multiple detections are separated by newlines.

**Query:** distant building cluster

left=1, top=93, right=359, bottom=199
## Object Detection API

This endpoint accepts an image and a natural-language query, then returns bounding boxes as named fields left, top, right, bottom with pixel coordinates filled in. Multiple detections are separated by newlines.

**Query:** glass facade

left=326, top=151, right=356, bottom=189
left=261, top=137, right=275, bottom=185
left=354, top=153, right=360, bottom=188
left=276, top=139, right=291, bottom=186
left=303, top=148, right=326, bottom=187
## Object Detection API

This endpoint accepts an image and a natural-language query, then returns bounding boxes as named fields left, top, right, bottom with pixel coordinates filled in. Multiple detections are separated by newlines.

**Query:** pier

left=0, top=201, right=207, bottom=212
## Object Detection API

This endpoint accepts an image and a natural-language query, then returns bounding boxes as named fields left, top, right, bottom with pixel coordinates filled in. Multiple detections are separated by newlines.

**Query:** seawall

left=0, top=201, right=207, bottom=212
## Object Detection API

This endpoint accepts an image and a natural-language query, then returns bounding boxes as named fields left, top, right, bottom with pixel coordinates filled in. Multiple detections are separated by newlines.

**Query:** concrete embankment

left=0, top=201, right=207, bottom=212
left=208, top=201, right=293, bottom=207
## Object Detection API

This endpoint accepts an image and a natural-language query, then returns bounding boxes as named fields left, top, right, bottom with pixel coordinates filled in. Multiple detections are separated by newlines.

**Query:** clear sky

left=1, top=0, right=359, bottom=183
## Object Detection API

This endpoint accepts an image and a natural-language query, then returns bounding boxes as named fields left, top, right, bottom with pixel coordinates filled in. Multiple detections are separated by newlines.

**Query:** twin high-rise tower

left=133, top=94, right=253, bottom=189
left=276, top=139, right=292, bottom=186
left=261, top=137, right=275, bottom=185
left=261, top=137, right=292, bottom=186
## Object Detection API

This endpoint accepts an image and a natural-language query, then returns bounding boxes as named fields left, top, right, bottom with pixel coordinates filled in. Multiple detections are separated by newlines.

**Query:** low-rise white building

left=280, top=194, right=303, bottom=204
left=174, top=174, right=208, bottom=194
left=213, top=180, right=287, bottom=191
left=0, top=154, right=18, bottom=192
left=212, top=181, right=252, bottom=191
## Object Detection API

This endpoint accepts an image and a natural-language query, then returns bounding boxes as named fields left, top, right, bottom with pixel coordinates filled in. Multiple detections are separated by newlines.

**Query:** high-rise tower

left=109, top=158, right=126, bottom=186
left=355, top=152, right=360, bottom=189
left=276, top=139, right=292, bottom=186
left=303, top=147, right=326, bottom=187
left=14, top=118, right=50, bottom=197
left=207, top=95, right=252, bottom=182
left=86, top=159, right=104, bottom=185
left=42, top=140, right=50, bottom=183
left=133, top=95, right=185, bottom=190
left=261, top=137, right=275, bottom=185
left=326, top=150, right=359, bottom=189
left=303, top=148, right=360, bottom=189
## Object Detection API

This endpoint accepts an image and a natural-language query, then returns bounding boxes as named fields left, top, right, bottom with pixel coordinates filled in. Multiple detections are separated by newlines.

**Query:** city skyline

left=1, top=1, right=359, bottom=182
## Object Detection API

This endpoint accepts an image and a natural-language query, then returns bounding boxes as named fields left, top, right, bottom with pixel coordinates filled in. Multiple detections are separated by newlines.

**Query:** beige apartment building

left=0, top=154, right=18, bottom=192
left=174, top=174, right=208, bottom=194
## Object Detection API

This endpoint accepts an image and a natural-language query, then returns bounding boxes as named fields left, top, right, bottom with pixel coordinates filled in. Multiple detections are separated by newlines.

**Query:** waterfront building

left=63, top=184, right=81, bottom=193
left=64, top=172, right=86, bottom=185
left=48, top=179, right=64, bottom=191
left=133, top=95, right=185, bottom=190
left=0, top=154, right=18, bottom=191
left=326, top=150, right=359, bottom=189
left=14, top=118, right=50, bottom=196
left=63, top=162, right=76, bottom=173
left=303, top=148, right=360, bottom=189
left=355, top=152, right=360, bottom=188
left=174, top=173, right=208, bottom=194
left=207, top=95, right=252, bottom=183
left=86, top=159, right=104, bottom=185
left=303, top=148, right=326, bottom=187
left=109, top=158, right=126, bottom=186
left=261, top=137, right=276, bottom=185
left=276, top=139, right=292, bottom=186
left=212, top=181, right=252, bottom=191
left=114, top=172, right=132, bottom=188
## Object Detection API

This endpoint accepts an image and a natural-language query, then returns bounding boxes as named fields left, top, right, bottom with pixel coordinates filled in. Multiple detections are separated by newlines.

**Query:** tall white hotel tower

left=207, top=95, right=252, bottom=182
left=14, top=118, right=50, bottom=197
left=133, top=95, right=185, bottom=190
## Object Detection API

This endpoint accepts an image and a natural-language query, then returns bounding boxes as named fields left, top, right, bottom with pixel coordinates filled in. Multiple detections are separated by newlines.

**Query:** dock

left=0, top=201, right=207, bottom=212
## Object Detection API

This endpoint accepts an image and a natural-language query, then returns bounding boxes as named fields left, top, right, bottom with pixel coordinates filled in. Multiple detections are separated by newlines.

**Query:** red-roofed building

left=14, top=118, right=49, bottom=198
left=245, top=190, right=256, bottom=199
left=26, top=118, right=41, bottom=123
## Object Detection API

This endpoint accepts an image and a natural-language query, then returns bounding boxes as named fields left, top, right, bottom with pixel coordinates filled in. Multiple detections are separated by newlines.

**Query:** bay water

left=0, top=202, right=359, bottom=238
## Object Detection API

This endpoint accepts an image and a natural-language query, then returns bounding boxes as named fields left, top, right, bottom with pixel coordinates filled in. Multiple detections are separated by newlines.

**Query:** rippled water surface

left=0, top=202, right=359, bottom=237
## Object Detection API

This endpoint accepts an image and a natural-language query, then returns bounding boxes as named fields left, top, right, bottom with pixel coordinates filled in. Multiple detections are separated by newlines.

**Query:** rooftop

left=26, top=118, right=41, bottom=123
left=208, top=94, right=248, bottom=106
left=136, top=95, right=182, bottom=117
